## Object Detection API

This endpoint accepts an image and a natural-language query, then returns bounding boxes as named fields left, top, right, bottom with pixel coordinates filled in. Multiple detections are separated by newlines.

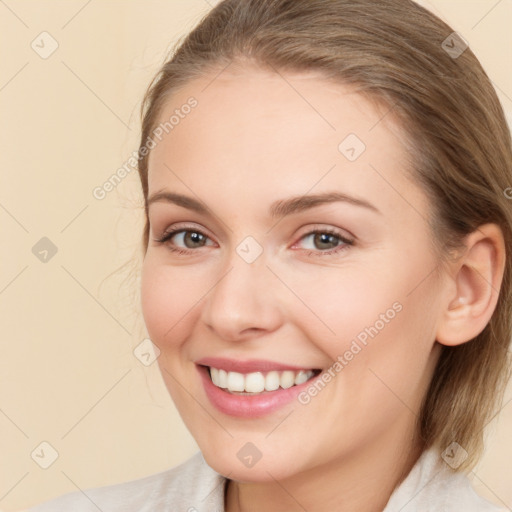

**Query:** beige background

left=1, top=0, right=511, bottom=510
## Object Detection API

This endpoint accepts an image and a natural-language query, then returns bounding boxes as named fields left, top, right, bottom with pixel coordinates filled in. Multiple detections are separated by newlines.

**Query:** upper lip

left=195, top=357, right=319, bottom=374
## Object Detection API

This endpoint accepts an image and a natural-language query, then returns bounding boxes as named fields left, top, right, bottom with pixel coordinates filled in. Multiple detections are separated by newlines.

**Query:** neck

left=225, top=426, right=423, bottom=512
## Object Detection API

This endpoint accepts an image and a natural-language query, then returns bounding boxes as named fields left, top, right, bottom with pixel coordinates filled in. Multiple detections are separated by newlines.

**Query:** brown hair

left=136, top=0, right=512, bottom=471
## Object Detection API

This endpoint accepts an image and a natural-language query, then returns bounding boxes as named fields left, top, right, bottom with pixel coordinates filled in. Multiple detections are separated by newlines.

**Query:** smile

left=208, top=366, right=321, bottom=395
left=195, top=357, right=325, bottom=417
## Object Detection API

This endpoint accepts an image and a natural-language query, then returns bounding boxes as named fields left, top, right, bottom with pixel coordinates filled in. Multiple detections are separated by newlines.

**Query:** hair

left=136, top=0, right=512, bottom=471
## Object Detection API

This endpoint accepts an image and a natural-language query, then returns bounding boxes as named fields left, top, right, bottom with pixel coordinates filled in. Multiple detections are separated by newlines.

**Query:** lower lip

left=197, top=365, right=320, bottom=418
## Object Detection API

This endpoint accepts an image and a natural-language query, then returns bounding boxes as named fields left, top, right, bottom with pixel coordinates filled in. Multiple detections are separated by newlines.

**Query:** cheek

left=285, top=251, right=439, bottom=369
left=140, top=257, right=200, bottom=350
left=326, top=275, right=440, bottom=422
left=275, top=263, right=401, bottom=357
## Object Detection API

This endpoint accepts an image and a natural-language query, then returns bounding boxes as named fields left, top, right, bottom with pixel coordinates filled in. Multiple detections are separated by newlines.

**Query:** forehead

left=146, top=65, right=427, bottom=222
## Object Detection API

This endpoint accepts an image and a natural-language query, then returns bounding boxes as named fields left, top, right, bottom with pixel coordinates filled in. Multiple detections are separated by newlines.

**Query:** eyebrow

left=147, top=190, right=381, bottom=218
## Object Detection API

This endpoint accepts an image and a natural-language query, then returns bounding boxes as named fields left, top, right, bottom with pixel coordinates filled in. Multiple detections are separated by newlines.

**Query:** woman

left=27, top=0, right=512, bottom=510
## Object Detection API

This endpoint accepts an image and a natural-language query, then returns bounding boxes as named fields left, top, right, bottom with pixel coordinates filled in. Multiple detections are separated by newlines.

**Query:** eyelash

left=154, top=226, right=354, bottom=257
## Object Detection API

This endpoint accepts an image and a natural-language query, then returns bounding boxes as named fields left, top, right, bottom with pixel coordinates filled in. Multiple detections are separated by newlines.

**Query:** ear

left=436, top=223, right=506, bottom=346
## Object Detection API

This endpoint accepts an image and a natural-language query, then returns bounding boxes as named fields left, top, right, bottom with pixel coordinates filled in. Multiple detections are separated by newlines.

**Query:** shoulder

left=384, top=447, right=506, bottom=512
left=24, top=451, right=226, bottom=512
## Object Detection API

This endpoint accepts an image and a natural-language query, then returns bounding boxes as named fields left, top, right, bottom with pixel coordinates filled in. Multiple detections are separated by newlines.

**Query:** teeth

left=265, top=371, right=280, bottom=391
left=294, top=370, right=310, bottom=385
left=245, top=371, right=265, bottom=392
left=280, top=370, right=295, bottom=389
left=227, top=371, right=245, bottom=392
left=208, top=367, right=316, bottom=394
left=218, top=369, right=228, bottom=388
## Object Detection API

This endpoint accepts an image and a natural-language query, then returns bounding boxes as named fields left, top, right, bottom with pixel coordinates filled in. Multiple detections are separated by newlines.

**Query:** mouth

left=195, top=358, right=325, bottom=417
left=201, top=365, right=322, bottom=395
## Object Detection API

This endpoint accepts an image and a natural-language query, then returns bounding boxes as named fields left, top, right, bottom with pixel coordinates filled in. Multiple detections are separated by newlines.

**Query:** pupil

left=316, top=233, right=336, bottom=249
left=187, top=231, right=204, bottom=247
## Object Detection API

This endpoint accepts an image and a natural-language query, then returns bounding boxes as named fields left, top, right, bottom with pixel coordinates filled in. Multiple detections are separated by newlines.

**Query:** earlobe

left=436, top=223, right=506, bottom=347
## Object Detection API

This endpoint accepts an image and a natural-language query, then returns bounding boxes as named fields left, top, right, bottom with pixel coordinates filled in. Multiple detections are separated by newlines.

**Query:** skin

left=140, top=63, right=505, bottom=511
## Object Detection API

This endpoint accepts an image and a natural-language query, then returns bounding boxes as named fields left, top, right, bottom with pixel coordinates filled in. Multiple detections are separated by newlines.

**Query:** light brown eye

left=155, top=227, right=214, bottom=253
left=180, top=231, right=208, bottom=248
left=311, top=232, right=341, bottom=250
left=295, top=228, right=354, bottom=256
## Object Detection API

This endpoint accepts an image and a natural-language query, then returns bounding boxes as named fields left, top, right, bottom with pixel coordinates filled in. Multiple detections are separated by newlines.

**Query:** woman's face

left=141, top=65, right=446, bottom=482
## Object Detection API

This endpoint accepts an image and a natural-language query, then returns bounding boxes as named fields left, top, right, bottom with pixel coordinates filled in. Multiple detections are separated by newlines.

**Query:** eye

left=294, top=228, right=354, bottom=257
left=154, top=227, right=215, bottom=254
left=153, top=225, right=354, bottom=257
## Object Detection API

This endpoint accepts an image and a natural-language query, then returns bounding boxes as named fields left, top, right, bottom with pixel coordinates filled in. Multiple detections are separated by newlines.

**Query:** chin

left=198, top=441, right=311, bottom=483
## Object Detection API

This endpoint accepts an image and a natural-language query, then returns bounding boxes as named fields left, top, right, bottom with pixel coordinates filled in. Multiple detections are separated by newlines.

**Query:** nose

left=200, top=249, right=284, bottom=342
